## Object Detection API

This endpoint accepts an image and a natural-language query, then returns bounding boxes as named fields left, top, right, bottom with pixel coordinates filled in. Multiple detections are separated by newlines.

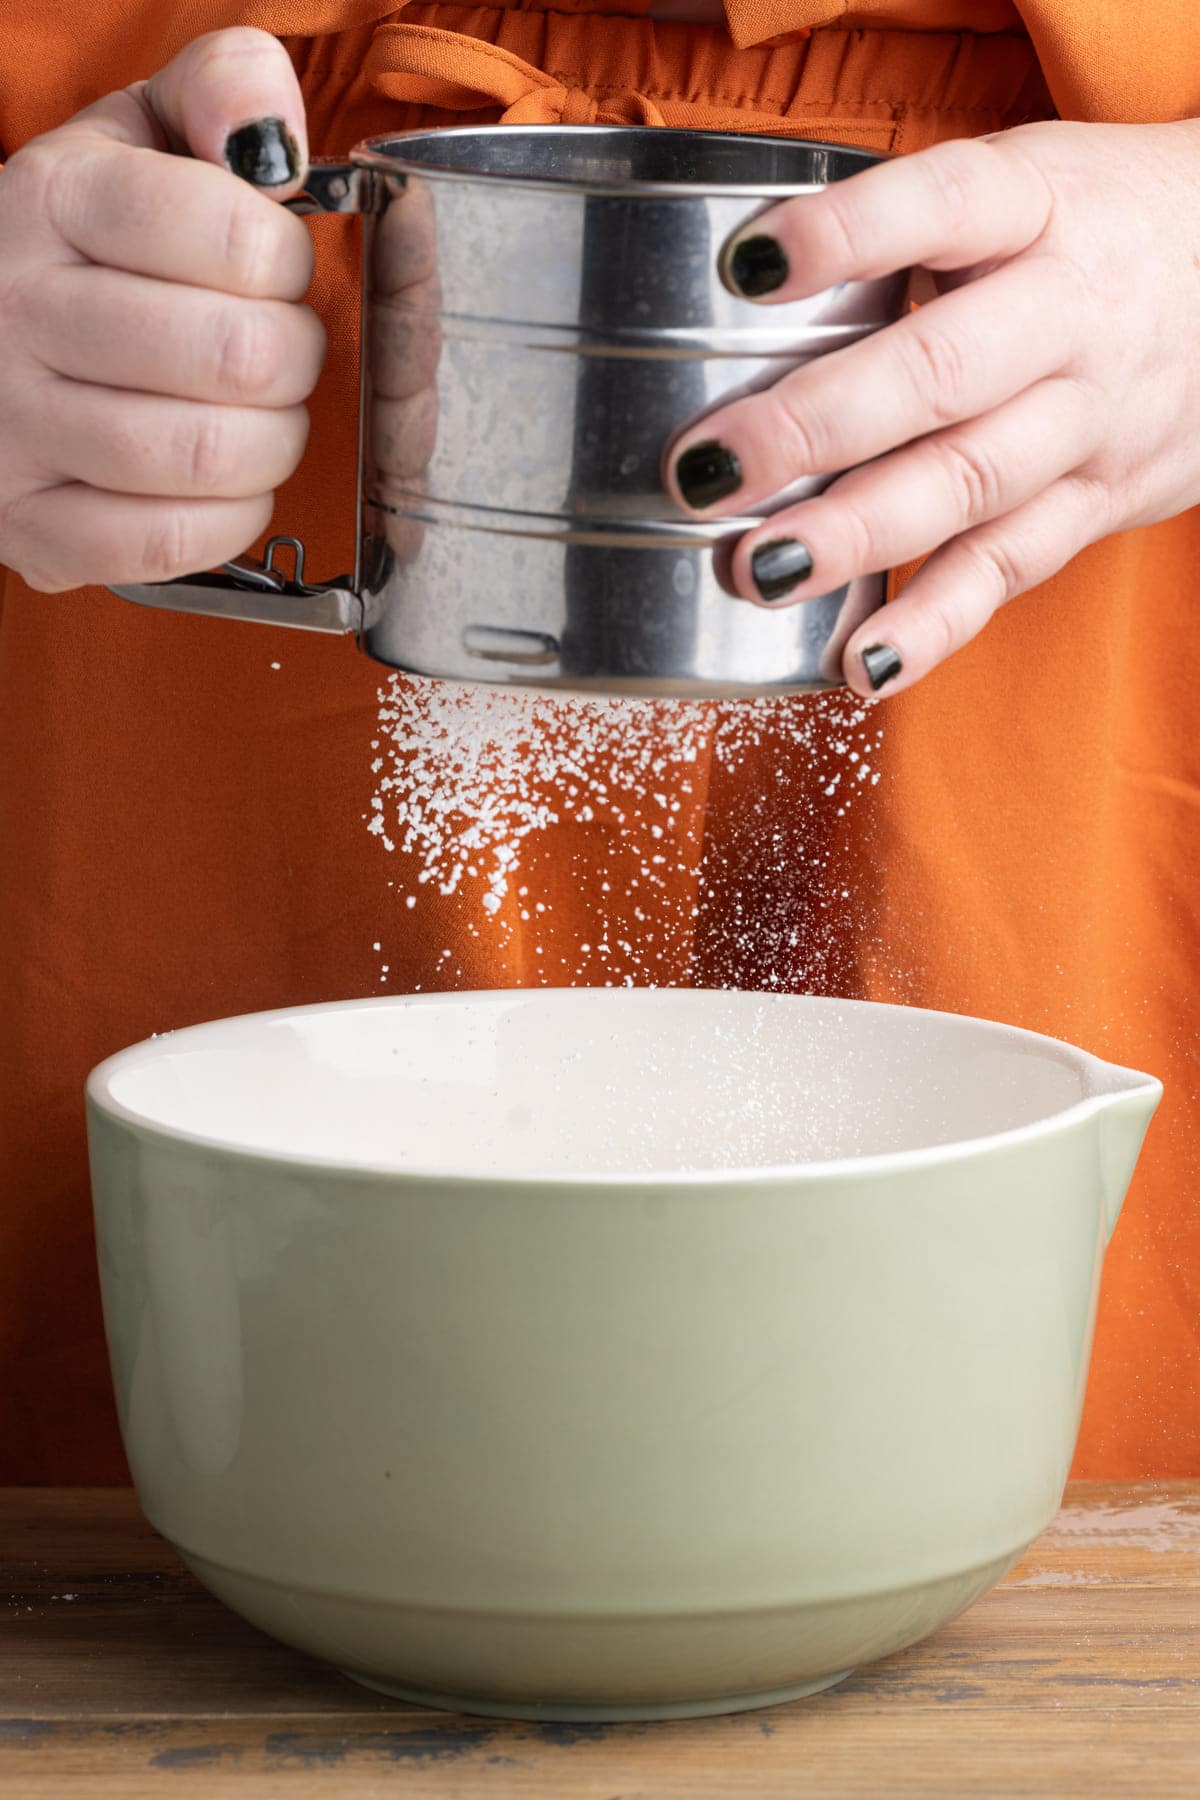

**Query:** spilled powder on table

left=1007, top=1570, right=1107, bottom=1588
left=364, top=675, right=888, bottom=994
left=1008, top=1495, right=1200, bottom=1587
left=1046, top=1498, right=1200, bottom=1555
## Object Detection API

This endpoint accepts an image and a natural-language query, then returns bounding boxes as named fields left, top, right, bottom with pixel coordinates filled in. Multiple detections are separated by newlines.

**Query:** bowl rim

left=83, top=989, right=1162, bottom=1190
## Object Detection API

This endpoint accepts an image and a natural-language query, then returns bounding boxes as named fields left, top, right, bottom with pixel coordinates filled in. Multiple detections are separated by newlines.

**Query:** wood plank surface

left=2, top=1483, right=1199, bottom=1796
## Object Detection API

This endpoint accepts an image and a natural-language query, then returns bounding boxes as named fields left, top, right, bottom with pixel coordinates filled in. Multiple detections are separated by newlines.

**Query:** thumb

left=76, top=28, right=309, bottom=198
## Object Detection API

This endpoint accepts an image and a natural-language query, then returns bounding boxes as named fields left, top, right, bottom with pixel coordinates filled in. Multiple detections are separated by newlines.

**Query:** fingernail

left=224, top=117, right=300, bottom=187
left=726, top=233, right=790, bottom=298
left=862, top=644, right=903, bottom=690
left=751, top=537, right=814, bottom=602
left=675, top=440, right=743, bottom=510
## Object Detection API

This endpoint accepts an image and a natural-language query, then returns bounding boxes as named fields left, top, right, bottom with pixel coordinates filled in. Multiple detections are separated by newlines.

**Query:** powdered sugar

left=365, top=676, right=884, bottom=989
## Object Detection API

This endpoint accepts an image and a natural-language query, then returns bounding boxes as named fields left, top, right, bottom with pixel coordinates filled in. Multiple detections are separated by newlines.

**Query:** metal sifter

left=109, top=125, right=908, bottom=697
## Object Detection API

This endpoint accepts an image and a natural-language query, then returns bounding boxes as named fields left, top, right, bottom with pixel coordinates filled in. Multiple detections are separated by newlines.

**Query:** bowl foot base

left=339, top=1666, right=855, bottom=1722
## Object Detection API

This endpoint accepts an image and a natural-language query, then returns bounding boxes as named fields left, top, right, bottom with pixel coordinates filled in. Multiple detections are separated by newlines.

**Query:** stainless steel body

left=110, top=127, right=909, bottom=697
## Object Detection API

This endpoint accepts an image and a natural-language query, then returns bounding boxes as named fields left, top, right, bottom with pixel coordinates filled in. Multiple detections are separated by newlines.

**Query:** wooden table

left=2, top=1483, right=1198, bottom=1796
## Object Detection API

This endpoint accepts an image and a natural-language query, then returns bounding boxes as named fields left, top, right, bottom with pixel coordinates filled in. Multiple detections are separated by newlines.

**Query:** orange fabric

left=0, top=1, right=1198, bottom=1483
left=721, top=2, right=1021, bottom=50
left=362, top=24, right=669, bottom=122
left=1018, top=0, right=1200, bottom=121
left=355, top=10, right=1045, bottom=144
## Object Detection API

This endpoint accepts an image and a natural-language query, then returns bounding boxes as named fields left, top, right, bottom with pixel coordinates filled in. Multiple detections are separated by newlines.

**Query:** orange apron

left=1, top=1, right=1198, bottom=1481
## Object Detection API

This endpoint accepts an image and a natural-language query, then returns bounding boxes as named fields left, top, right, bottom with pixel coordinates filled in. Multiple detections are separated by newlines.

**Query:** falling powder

left=364, top=675, right=888, bottom=992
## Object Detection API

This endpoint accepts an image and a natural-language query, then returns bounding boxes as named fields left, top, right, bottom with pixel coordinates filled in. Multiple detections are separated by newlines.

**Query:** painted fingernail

left=224, top=117, right=301, bottom=187
left=726, top=233, right=790, bottom=298
left=861, top=644, right=903, bottom=690
left=751, top=538, right=814, bottom=602
left=675, top=440, right=743, bottom=509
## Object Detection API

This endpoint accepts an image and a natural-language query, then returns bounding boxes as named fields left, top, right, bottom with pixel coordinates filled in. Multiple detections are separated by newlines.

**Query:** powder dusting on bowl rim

left=84, top=990, right=1161, bottom=1190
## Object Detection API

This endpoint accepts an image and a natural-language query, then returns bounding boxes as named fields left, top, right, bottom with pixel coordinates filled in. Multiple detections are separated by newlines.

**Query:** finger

left=26, top=139, right=316, bottom=299
left=371, top=180, right=439, bottom=300
left=25, top=29, right=313, bottom=297
left=9, top=485, right=275, bottom=593
left=371, top=386, right=439, bottom=485
left=69, top=28, right=308, bottom=191
left=19, top=376, right=311, bottom=499
left=368, top=304, right=443, bottom=403
left=840, top=474, right=1109, bottom=697
left=667, top=258, right=1074, bottom=516
left=18, top=263, right=326, bottom=407
left=721, top=134, right=1052, bottom=301
left=731, top=377, right=1096, bottom=606
left=368, top=182, right=442, bottom=401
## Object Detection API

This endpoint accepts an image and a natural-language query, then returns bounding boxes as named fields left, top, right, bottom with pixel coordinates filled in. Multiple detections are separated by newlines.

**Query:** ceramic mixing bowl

left=86, top=989, right=1159, bottom=1721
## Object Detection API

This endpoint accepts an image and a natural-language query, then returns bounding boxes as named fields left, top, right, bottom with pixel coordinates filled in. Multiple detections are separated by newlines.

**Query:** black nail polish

left=224, top=117, right=300, bottom=187
left=675, top=440, right=743, bottom=509
left=727, top=233, right=790, bottom=298
left=751, top=537, right=814, bottom=601
left=862, top=644, right=903, bottom=691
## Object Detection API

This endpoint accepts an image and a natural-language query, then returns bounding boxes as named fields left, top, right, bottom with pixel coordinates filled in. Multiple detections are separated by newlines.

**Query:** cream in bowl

left=86, top=988, right=1160, bottom=1721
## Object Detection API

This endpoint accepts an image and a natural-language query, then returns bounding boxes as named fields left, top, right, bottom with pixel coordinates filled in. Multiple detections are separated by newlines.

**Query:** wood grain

left=2, top=1483, right=1198, bottom=1796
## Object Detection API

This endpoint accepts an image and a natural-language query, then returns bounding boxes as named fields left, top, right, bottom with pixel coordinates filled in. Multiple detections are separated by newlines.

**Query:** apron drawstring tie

left=365, top=23, right=667, bottom=127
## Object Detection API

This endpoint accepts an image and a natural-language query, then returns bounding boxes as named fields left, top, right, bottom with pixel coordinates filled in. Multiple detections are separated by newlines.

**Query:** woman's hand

left=665, top=121, right=1200, bottom=697
left=0, top=28, right=324, bottom=592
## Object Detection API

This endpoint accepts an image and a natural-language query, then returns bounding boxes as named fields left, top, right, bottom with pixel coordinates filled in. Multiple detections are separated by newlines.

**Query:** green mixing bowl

left=86, top=989, right=1159, bottom=1720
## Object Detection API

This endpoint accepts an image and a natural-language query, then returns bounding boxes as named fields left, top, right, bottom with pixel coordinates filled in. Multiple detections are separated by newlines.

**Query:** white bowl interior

left=92, top=990, right=1124, bottom=1179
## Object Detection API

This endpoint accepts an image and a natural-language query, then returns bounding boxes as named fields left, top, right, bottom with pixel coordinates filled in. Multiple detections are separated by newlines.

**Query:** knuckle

left=919, top=590, right=962, bottom=667
left=921, top=139, right=986, bottom=238
left=772, top=387, right=832, bottom=477
left=215, top=305, right=280, bottom=402
left=140, top=507, right=202, bottom=583
left=959, top=530, right=1025, bottom=604
left=1045, top=248, right=1091, bottom=325
left=0, top=487, right=19, bottom=552
left=1068, top=468, right=1116, bottom=534
left=16, top=560, right=71, bottom=593
left=192, top=24, right=292, bottom=78
left=929, top=431, right=1006, bottom=523
left=829, top=487, right=883, bottom=570
left=0, top=137, right=63, bottom=215
left=220, top=193, right=278, bottom=296
left=184, top=410, right=235, bottom=492
left=3, top=135, right=106, bottom=245
left=814, top=188, right=865, bottom=270
left=900, top=320, right=972, bottom=425
left=0, top=492, right=74, bottom=592
left=21, top=558, right=78, bottom=593
left=0, top=263, right=43, bottom=346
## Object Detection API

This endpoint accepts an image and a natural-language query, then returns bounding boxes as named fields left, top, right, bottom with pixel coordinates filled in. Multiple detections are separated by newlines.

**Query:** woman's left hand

left=664, top=120, right=1200, bottom=697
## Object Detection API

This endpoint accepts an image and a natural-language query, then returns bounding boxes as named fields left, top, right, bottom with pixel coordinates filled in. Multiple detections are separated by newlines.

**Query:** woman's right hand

left=0, top=28, right=326, bottom=592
